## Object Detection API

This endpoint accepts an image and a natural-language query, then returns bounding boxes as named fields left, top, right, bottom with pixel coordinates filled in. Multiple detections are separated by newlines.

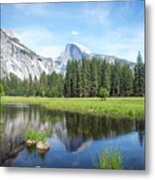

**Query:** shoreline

left=1, top=96, right=144, bottom=120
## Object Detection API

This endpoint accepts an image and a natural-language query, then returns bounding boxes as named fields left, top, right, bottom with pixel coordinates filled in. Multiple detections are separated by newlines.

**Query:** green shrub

left=99, top=88, right=109, bottom=101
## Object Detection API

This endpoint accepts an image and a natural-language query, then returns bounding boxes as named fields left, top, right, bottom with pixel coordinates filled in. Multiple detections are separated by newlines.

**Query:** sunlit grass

left=1, top=96, right=144, bottom=120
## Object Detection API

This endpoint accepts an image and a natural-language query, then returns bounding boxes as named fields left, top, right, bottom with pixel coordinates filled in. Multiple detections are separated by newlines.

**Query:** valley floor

left=1, top=96, right=144, bottom=120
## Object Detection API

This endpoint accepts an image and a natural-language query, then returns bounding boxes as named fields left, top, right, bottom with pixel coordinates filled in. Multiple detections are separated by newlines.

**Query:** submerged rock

left=36, top=141, right=50, bottom=154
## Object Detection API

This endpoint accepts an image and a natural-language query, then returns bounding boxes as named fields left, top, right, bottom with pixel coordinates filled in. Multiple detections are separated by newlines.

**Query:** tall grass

left=99, top=148, right=122, bottom=169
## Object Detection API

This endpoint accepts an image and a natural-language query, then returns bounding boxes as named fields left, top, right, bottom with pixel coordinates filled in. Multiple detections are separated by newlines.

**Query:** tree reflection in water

left=0, top=103, right=145, bottom=167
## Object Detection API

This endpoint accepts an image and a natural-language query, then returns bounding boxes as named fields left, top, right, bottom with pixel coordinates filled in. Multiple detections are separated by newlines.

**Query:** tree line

left=1, top=72, right=64, bottom=97
left=0, top=51, right=145, bottom=97
left=64, top=51, right=144, bottom=97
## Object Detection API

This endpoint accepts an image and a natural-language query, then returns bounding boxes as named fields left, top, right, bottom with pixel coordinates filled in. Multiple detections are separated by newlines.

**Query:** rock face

left=1, top=29, right=55, bottom=80
left=56, top=43, right=91, bottom=64
left=1, top=29, right=135, bottom=80
left=53, top=43, right=92, bottom=74
left=54, top=42, right=135, bottom=71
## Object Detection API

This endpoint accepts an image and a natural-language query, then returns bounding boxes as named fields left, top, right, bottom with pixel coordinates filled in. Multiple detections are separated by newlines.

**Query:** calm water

left=0, top=103, right=145, bottom=169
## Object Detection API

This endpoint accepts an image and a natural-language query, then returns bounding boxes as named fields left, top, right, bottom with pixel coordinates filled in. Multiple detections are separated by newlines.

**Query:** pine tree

left=81, top=58, right=91, bottom=97
left=28, top=74, right=33, bottom=96
left=40, top=72, right=47, bottom=96
left=110, top=61, right=122, bottom=96
left=1, top=77, right=10, bottom=95
left=71, top=61, right=78, bottom=97
left=101, top=60, right=111, bottom=92
left=33, top=76, right=40, bottom=96
left=0, top=83, right=4, bottom=96
left=22, top=78, right=29, bottom=96
left=121, top=64, right=133, bottom=96
left=133, top=51, right=145, bottom=96
left=57, top=74, right=64, bottom=97
left=64, top=61, right=72, bottom=97
left=142, top=63, right=145, bottom=95
left=76, top=60, right=82, bottom=97
left=90, top=57, right=98, bottom=96
left=97, top=59, right=102, bottom=95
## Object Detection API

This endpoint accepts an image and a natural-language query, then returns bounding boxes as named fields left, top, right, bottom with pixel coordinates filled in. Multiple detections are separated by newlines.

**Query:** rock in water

left=36, top=141, right=50, bottom=154
left=26, top=140, right=36, bottom=147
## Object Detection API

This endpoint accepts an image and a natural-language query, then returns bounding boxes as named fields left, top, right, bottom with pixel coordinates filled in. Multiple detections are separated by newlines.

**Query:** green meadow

left=1, top=96, right=144, bottom=120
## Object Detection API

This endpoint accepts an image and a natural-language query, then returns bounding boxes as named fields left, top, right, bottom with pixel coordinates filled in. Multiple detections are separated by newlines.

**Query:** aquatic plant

left=99, top=148, right=122, bottom=169
left=25, top=129, right=46, bottom=143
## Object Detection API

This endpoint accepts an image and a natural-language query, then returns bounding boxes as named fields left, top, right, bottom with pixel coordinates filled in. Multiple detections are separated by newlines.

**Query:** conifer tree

left=97, top=59, right=102, bottom=95
left=110, top=61, right=122, bottom=96
left=101, top=60, right=111, bottom=92
left=76, top=61, right=82, bottom=97
left=65, top=61, right=72, bottom=97
left=90, top=57, right=98, bottom=96
left=133, top=51, right=145, bottom=96
left=82, top=58, right=91, bottom=97
left=71, top=61, right=78, bottom=97
left=121, top=64, right=133, bottom=96
left=0, top=83, right=4, bottom=96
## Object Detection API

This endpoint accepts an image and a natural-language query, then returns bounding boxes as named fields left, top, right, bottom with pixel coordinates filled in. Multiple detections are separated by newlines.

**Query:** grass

left=25, top=129, right=46, bottom=143
left=99, top=148, right=122, bottom=169
left=1, top=96, right=144, bottom=120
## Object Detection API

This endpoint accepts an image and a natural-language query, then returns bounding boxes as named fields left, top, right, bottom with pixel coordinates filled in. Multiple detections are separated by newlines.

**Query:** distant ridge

left=1, top=29, right=135, bottom=80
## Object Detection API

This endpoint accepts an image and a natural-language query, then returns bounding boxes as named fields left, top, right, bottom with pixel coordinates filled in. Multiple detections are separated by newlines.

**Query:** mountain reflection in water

left=0, top=103, right=145, bottom=169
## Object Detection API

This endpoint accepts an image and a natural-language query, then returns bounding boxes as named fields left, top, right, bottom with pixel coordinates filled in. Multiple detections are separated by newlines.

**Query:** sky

left=1, top=0, right=145, bottom=62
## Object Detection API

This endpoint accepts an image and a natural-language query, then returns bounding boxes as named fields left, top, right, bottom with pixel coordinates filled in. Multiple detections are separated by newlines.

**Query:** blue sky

left=1, top=0, right=144, bottom=62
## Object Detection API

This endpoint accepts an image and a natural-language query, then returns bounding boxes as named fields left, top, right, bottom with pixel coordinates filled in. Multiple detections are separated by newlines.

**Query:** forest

left=1, top=52, right=145, bottom=97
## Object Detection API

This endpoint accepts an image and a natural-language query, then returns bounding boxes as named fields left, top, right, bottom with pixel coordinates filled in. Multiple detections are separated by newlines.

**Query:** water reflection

left=0, top=103, right=145, bottom=169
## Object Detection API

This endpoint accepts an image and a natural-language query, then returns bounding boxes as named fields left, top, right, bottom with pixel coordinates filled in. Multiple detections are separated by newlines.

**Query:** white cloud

left=13, top=27, right=63, bottom=58
left=34, top=45, right=64, bottom=58
left=80, top=27, right=144, bottom=62
left=84, top=6, right=110, bottom=25
left=14, top=27, right=54, bottom=45
left=71, top=30, right=79, bottom=36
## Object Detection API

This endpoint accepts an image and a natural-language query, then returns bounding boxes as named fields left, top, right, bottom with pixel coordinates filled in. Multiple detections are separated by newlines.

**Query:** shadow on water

left=0, top=103, right=145, bottom=169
